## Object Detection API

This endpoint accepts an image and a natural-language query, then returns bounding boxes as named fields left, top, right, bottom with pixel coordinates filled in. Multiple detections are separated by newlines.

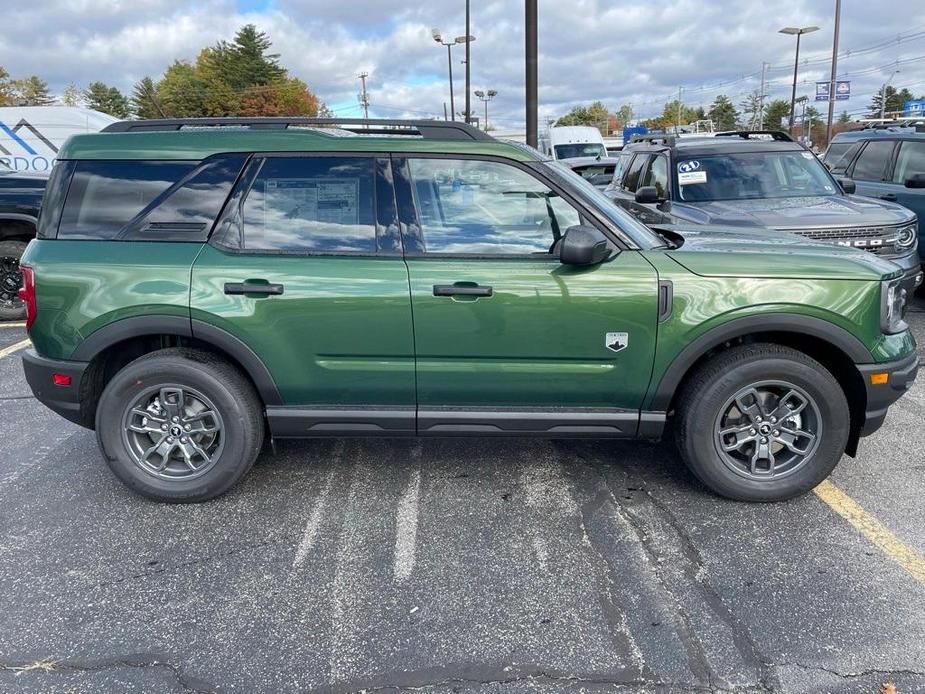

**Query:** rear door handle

left=224, top=282, right=285, bottom=296
left=433, top=284, right=493, bottom=297
left=879, top=193, right=898, bottom=201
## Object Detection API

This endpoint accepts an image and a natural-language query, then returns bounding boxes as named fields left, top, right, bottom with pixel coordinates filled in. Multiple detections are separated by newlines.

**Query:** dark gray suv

left=605, top=131, right=923, bottom=296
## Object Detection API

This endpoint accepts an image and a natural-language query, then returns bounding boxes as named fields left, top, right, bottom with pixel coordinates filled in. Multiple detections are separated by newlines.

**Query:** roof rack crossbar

left=101, top=117, right=495, bottom=142
left=714, top=130, right=795, bottom=142
left=629, top=134, right=676, bottom=146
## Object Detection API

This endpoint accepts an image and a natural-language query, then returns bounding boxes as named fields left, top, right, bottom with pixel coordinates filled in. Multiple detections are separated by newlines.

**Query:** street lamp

left=432, top=29, right=475, bottom=122
left=779, top=25, right=820, bottom=134
left=881, top=68, right=901, bottom=120
left=474, top=89, right=497, bottom=131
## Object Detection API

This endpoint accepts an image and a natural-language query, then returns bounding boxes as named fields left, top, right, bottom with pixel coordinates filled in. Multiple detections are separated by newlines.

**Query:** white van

left=0, top=106, right=118, bottom=172
left=539, top=126, right=607, bottom=161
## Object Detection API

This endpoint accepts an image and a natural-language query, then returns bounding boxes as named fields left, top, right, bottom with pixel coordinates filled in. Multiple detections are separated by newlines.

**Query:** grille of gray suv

left=783, top=225, right=901, bottom=255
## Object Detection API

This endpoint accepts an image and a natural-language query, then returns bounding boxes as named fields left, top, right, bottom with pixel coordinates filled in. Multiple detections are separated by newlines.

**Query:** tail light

left=18, top=265, right=36, bottom=330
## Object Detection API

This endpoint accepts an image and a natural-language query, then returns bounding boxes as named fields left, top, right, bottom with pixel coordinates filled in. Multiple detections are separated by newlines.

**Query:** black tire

left=675, top=343, right=850, bottom=502
left=96, top=348, right=264, bottom=503
left=0, top=239, right=28, bottom=321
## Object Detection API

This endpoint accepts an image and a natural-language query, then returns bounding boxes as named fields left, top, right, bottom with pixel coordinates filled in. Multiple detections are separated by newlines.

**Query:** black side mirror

left=905, top=173, right=925, bottom=189
left=559, top=225, right=612, bottom=266
left=837, top=177, right=856, bottom=194
left=635, top=185, right=660, bottom=204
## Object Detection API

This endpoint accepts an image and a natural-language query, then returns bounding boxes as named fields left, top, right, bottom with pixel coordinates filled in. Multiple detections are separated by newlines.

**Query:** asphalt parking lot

left=1, top=290, right=924, bottom=694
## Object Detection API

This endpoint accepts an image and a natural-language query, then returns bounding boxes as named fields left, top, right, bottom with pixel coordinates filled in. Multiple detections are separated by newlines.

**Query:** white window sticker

left=678, top=171, right=708, bottom=185
left=678, top=160, right=701, bottom=173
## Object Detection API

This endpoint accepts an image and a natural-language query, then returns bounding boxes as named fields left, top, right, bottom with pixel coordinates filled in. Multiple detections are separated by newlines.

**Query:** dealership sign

left=816, top=81, right=851, bottom=101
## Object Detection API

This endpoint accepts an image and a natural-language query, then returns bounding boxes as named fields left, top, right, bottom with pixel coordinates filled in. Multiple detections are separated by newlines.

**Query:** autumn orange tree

left=132, top=25, right=327, bottom=118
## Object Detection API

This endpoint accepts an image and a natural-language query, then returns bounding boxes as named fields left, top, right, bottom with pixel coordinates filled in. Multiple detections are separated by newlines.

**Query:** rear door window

left=59, top=161, right=196, bottom=239
left=850, top=140, right=896, bottom=182
left=892, top=141, right=925, bottom=184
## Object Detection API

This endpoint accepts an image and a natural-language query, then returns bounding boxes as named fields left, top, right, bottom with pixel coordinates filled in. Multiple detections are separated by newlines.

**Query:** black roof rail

left=629, top=134, right=676, bottom=146
left=714, top=130, right=795, bottom=142
left=100, top=117, right=495, bottom=142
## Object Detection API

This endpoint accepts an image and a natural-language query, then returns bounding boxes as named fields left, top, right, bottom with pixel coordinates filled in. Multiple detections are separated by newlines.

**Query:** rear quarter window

left=59, top=161, right=196, bottom=239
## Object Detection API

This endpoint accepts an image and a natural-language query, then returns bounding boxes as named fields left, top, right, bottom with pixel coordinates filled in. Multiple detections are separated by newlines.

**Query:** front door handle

left=224, top=281, right=285, bottom=296
left=433, top=284, right=493, bottom=297
left=879, top=193, right=898, bottom=201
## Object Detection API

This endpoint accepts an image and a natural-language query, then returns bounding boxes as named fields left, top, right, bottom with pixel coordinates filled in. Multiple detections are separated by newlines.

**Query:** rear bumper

left=21, top=348, right=90, bottom=428
left=857, top=352, right=920, bottom=437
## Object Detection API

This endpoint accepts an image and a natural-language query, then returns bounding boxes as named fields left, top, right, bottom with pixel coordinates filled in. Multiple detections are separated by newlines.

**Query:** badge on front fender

left=606, top=332, right=629, bottom=353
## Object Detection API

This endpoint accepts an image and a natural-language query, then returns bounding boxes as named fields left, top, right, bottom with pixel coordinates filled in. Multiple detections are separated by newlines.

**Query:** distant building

left=903, top=99, right=925, bottom=118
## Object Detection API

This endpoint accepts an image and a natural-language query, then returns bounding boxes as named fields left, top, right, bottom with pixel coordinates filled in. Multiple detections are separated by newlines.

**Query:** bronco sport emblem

left=605, top=332, right=629, bottom=353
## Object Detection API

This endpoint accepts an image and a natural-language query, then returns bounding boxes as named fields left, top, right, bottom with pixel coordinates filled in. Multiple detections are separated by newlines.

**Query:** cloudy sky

left=2, top=0, right=925, bottom=130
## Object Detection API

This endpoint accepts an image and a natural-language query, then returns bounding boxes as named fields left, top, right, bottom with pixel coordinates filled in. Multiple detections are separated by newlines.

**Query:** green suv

left=19, top=118, right=919, bottom=503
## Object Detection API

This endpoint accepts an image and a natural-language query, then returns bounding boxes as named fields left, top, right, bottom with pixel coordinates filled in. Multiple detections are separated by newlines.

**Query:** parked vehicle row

left=19, top=118, right=918, bottom=505
left=604, top=130, right=923, bottom=295
left=0, top=169, right=47, bottom=320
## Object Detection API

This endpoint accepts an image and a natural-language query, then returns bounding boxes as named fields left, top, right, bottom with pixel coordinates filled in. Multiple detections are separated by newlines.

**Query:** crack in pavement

left=569, top=443, right=778, bottom=693
left=0, top=653, right=220, bottom=693
left=772, top=661, right=925, bottom=680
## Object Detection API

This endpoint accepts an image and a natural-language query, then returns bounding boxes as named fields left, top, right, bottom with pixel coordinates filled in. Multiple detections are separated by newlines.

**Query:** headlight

left=881, top=278, right=910, bottom=334
left=895, top=222, right=918, bottom=249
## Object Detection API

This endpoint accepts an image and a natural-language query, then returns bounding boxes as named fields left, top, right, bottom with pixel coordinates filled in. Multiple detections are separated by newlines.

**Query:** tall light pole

left=779, top=25, right=820, bottom=134
left=881, top=68, right=901, bottom=120
left=465, top=0, right=471, bottom=124
left=433, top=30, right=475, bottom=122
left=474, top=89, right=497, bottom=131
left=825, top=0, right=842, bottom=144
left=525, top=0, right=538, bottom=147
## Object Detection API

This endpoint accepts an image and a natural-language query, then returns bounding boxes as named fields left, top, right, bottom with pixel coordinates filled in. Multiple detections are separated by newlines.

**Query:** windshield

left=554, top=143, right=607, bottom=160
left=675, top=151, right=839, bottom=202
left=542, top=160, right=665, bottom=249
left=573, top=164, right=615, bottom=187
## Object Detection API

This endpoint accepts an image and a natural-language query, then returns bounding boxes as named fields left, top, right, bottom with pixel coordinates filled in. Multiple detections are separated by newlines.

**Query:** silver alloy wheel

left=121, top=384, right=225, bottom=481
left=713, top=380, right=822, bottom=481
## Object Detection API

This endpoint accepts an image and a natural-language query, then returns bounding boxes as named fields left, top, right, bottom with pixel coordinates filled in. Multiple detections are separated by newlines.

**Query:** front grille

left=782, top=225, right=903, bottom=255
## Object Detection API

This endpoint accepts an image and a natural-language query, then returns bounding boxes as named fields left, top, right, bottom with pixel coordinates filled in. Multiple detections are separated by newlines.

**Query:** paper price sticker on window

left=678, top=170, right=708, bottom=185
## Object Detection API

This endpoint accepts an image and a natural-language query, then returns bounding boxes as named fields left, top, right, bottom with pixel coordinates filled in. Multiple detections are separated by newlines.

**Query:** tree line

left=0, top=25, right=329, bottom=119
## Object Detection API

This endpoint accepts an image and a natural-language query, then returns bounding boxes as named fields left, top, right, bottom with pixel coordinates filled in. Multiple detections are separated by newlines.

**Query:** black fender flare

left=72, top=315, right=283, bottom=406
left=648, top=313, right=873, bottom=411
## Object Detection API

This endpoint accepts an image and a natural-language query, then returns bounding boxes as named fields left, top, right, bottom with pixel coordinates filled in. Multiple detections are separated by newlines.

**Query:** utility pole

left=525, top=0, right=538, bottom=147
left=881, top=68, right=901, bottom=120
left=357, top=72, right=370, bottom=121
left=826, top=0, right=842, bottom=144
left=465, top=0, right=471, bottom=124
left=676, top=86, right=683, bottom=133
left=757, top=62, right=769, bottom=130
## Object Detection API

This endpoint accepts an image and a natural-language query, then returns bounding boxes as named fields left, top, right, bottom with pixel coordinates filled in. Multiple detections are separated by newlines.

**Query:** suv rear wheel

left=676, top=343, right=849, bottom=502
left=0, top=239, right=28, bottom=321
left=96, top=348, right=264, bottom=502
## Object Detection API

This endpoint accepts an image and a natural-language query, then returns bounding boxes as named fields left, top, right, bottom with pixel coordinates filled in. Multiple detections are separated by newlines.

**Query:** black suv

left=604, top=131, right=923, bottom=296
left=0, top=170, right=47, bottom=320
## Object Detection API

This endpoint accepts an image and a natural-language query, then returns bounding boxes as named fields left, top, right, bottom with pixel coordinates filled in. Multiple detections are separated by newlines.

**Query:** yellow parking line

left=814, top=479, right=925, bottom=584
left=0, top=322, right=26, bottom=328
left=0, top=337, right=30, bottom=359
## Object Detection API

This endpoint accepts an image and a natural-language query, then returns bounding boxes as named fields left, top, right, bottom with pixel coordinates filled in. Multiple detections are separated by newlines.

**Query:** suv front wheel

left=96, top=348, right=264, bottom=502
left=676, top=343, right=850, bottom=502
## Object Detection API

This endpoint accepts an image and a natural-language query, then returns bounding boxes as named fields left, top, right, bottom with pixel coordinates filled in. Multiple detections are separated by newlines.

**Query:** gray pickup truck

left=0, top=170, right=47, bottom=320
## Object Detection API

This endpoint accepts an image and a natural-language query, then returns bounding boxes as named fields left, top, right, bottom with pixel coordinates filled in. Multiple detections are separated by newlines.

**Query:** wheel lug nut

left=161, top=424, right=168, bottom=431
left=166, top=436, right=174, bottom=443
left=749, top=428, right=757, bottom=435
left=184, top=424, right=191, bottom=431
left=773, top=430, right=780, bottom=436
left=755, top=416, right=762, bottom=422
left=760, top=437, right=768, bottom=444
left=172, top=417, right=179, bottom=423
left=181, top=437, right=188, bottom=443
left=770, top=417, right=777, bottom=423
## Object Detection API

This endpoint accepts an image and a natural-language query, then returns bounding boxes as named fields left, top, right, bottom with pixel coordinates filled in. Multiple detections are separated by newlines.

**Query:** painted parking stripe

left=814, top=479, right=925, bottom=584
left=393, top=466, right=422, bottom=583
left=0, top=322, right=26, bottom=329
left=0, top=338, right=30, bottom=359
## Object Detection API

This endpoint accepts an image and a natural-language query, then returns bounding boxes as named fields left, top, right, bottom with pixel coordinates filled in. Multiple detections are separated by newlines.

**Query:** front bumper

left=856, top=352, right=920, bottom=437
left=22, top=349, right=90, bottom=428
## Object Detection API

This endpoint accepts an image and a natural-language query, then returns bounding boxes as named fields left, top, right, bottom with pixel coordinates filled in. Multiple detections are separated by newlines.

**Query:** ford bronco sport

left=19, top=118, right=920, bottom=503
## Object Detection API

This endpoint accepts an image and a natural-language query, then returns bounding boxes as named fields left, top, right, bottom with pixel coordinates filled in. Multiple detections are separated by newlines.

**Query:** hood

left=672, top=194, right=915, bottom=230
left=656, top=224, right=903, bottom=281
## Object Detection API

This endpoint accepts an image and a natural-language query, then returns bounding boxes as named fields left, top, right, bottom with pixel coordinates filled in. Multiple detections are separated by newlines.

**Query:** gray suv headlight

left=881, top=278, right=910, bottom=334
left=895, top=222, right=918, bottom=250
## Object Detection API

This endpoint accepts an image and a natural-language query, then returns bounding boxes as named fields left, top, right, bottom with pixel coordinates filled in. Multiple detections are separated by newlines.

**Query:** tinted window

left=239, top=156, right=376, bottom=252
left=823, top=142, right=854, bottom=171
left=851, top=140, right=895, bottom=181
left=642, top=155, right=669, bottom=198
left=554, top=143, right=607, bottom=159
left=622, top=154, right=649, bottom=192
left=59, top=161, right=195, bottom=239
left=610, top=152, right=632, bottom=186
left=892, top=141, right=925, bottom=183
left=407, top=158, right=580, bottom=255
